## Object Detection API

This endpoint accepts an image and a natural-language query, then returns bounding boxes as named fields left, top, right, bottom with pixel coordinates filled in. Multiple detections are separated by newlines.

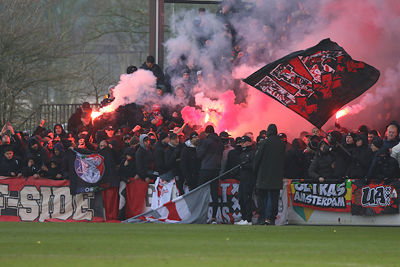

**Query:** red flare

left=91, top=105, right=115, bottom=120
left=335, top=107, right=349, bottom=120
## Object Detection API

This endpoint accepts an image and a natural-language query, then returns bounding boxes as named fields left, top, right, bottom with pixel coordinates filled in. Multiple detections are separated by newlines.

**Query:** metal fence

left=17, top=104, right=99, bottom=134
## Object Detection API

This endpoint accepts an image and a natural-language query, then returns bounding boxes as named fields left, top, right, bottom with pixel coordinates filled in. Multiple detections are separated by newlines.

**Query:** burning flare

left=335, top=107, right=350, bottom=120
left=91, top=105, right=115, bottom=120
left=204, top=113, right=210, bottom=123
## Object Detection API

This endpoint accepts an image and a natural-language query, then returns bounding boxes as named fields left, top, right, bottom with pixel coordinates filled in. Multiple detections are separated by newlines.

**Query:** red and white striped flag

left=124, top=181, right=210, bottom=224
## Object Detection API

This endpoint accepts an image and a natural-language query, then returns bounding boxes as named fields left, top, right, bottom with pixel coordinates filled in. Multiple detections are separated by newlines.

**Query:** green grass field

left=0, top=222, right=399, bottom=266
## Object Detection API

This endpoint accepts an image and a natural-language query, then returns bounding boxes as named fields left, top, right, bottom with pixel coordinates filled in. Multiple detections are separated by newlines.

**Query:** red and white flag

left=124, top=181, right=210, bottom=224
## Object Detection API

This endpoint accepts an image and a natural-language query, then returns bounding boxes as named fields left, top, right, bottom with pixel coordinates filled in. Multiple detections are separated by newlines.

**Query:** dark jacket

left=367, top=148, right=400, bottom=182
left=332, top=142, right=355, bottom=179
left=140, top=62, right=165, bottom=86
left=51, top=142, right=65, bottom=166
left=0, top=157, right=21, bottom=176
left=197, top=133, right=223, bottom=171
left=180, top=140, right=200, bottom=189
left=154, top=141, right=169, bottom=175
left=223, top=145, right=242, bottom=178
left=26, top=137, right=48, bottom=168
left=54, top=124, right=68, bottom=139
left=284, top=139, right=306, bottom=179
left=239, top=145, right=256, bottom=182
left=254, top=135, right=285, bottom=190
left=42, top=161, right=63, bottom=180
left=135, top=135, right=154, bottom=179
left=308, top=151, right=336, bottom=182
left=119, top=147, right=138, bottom=181
left=22, top=165, right=39, bottom=177
left=164, top=143, right=182, bottom=177
left=347, top=139, right=373, bottom=179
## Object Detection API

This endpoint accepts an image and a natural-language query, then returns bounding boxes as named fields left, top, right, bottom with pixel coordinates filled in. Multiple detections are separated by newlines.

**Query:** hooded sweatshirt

left=135, top=134, right=155, bottom=179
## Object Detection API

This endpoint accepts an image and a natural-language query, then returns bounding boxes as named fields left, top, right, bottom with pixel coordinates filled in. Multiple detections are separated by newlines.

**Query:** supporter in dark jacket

left=51, top=142, right=65, bottom=166
left=197, top=126, right=223, bottom=171
left=180, top=132, right=200, bottom=191
left=140, top=55, right=165, bottom=86
left=0, top=146, right=22, bottom=177
left=119, top=148, right=137, bottom=182
left=303, top=135, right=321, bottom=178
left=284, top=138, right=306, bottom=179
left=347, top=135, right=373, bottom=179
left=22, top=158, right=40, bottom=178
left=223, top=137, right=243, bottom=179
left=165, top=133, right=183, bottom=193
left=40, top=159, right=63, bottom=180
left=135, top=134, right=155, bottom=183
left=254, top=124, right=285, bottom=225
left=367, top=137, right=400, bottom=183
left=197, top=125, right=223, bottom=223
left=308, top=140, right=336, bottom=182
left=153, top=131, right=169, bottom=175
left=333, top=133, right=356, bottom=179
left=26, top=137, right=48, bottom=169
left=238, top=135, right=256, bottom=224
left=54, top=124, right=68, bottom=140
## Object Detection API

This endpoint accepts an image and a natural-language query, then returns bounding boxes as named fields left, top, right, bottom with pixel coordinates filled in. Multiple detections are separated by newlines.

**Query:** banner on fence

left=206, top=179, right=241, bottom=224
left=351, top=179, right=400, bottom=215
left=0, top=177, right=104, bottom=222
left=290, top=180, right=352, bottom=212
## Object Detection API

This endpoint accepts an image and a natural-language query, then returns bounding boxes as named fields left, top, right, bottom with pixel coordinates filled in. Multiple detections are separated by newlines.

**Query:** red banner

left=125, top=178, right=150, bottom=219
left=0, top=177, right=104, bottom=222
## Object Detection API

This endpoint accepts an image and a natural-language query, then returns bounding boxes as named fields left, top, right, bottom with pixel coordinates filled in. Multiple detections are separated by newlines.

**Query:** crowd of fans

left=0, top=107, right=399, bottom=222
left=1, top=3, right=399, bottom=224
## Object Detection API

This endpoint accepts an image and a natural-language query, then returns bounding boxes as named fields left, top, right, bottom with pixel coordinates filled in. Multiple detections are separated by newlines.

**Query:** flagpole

left=181, top=163, right=243, bottom=195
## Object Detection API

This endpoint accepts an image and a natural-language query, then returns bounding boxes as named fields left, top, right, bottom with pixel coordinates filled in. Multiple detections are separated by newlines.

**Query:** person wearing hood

left=54, top=124, right=68, bottom=140
left=308, top=140, right=336, bottom=183
left=346, top=134, right=373, bottom=179
left=0, top=146, right=22, bottom=177
left=164, top=133, right=183, bottom=193
left=223, top=137, right=243, bottom=179
left=254, top=124, right=285, bottom=225
left=135, top=134, right=155, bottom=183
left=154, top=131, right=169, bottom=175
left=332, top=132, right=356, bottom=180
left=284, top=138, right=306, bottom=179
left=197, top=125, right=223, bottom=224
left=50, top=142, right=65, bottom=168
left=26, top=136, right=49, bottom=170
left=367, top=137, right=399, bottom=183
left=180, top=132, right=200, bottom=191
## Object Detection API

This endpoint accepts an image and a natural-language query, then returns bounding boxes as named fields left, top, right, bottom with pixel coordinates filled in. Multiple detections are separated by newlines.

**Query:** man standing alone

left=254, top=124, right=285, bottom=225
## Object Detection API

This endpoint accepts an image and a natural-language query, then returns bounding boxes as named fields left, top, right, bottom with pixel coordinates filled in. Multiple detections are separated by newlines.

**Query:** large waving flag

left=243, top=39, right=380, bottom=128
left=124, top=181, right=210, bottom=224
